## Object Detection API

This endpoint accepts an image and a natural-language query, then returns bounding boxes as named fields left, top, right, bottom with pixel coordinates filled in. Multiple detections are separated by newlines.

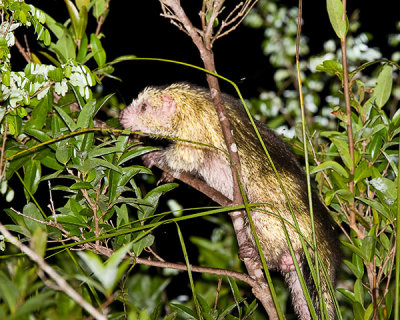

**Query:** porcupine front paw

left=142, top=151, right=175, bottom=184
left=142, top=150, right=163, bottom=169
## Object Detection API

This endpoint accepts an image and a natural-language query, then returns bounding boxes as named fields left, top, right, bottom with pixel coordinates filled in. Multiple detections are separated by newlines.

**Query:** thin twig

left=91, top=243, right=259, bottom=288
left=5, top=82, right=55, bottom=115
left=340, top=1, right=357, bottom=231
left=15, top=37, right=32, bottom=63
left=10, top=207, right=70, bottom=237
left=214, top=278, right=222, bottom=309
left=0, top=118, right=8, bottom=181
left=48, top=180, right=57, bottom=223
left=214, top=0, right=259, bottom=42
left=95, top=0, right=110, bottom=36
left=82, top=188, right=100, bottom=245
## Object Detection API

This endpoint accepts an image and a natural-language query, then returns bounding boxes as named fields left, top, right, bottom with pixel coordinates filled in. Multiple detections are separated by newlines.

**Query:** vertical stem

left=296, top=0, right=323, bottom=317
left=339, top=1, right=356, bottom=227
left=394, top=134, right=400, bottom=320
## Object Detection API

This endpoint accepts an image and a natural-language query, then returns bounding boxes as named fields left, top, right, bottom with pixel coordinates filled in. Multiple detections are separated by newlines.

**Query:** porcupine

left=120, top=82, right=340, bottom=319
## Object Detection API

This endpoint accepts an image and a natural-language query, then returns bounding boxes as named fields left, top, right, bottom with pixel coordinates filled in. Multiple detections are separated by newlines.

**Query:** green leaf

left=370, top=177, right=397, bottom=202
left=244, top=299, right=258, bottom=318
left=364, top=303, right=373, bottom=320
left=70, top=181, right=92, bottom=189
left=88, top=158, right=121, bottom=173
left=356, top=197, right=391, bottom=220
left=326, top=0, right=348, bottom=39
left=379, top=232, right=391, bottom=251
left=337, top=288, right=355, bottom=303
left=373, top=65, right=393, bottom=109
left=44, top=14, right=65, bottom=39
left=76, top=0, right=90, bottom=11
left=316, top=60, right=343, bottom=78
left=48, top=67, right=64, bottom=82
left=24, top=160, right=42, bottom=200
left=76, top=99, right=96, bottom=128
left=90, top=33, right=106, bottom=67
left=390, top=107, right=400, bottom=133
left=366, top=133, right=383, bottom=161
left=89, top=146, right=121, bottom=158
left=24, top=127, right=56, bottom=151
left=64, top=0, right=81, bottom=40
left=197, top=295, right=216, bottom=320
left=330, top=137, right=354, bottom=170
left=56, top=140, right=72, bottom=164
left=108, top=166, right=152, bottom=204
left=14, top=291, right=54, bottom=317
left=343, top=259, right=363, bottom=279
left=43, top=29, right=51, bottom=46
left=53, top=31, right=76, bottom=61
left=385, top=290, right=393, bottom=319
left=25, top=91, right=52, bottom=129
left=0, top=271, right=19, bottom=313
left=139, top=183, right=179, bottom=219
left=54, top=215, right=87, bottom=227
left=23, top=202, right=45, bottom=233
left=311, top=160, right=349, bottom=178
left=77, top=33, right=89, bottom=62
left=94, top=93, right=114, bottom=115
left=118, top=146, right=160, bottom=165
left=361, top=236, right=376, bottom=263
left=40, top=153, right=64, bottom=170
left=2, top=70, right=10, bottom=86
left=93, top=0, right=106, bottom=19
left=354, top=160, right=371, bottom=184
left=132, top=234, right=155, bottom=257
left=354, top=279, right=364, bottom=305
left=30, top=227, right=47, bottom=258
left=325, top=188, right=353, bottom=205
left=54, top=106, right=77, bottom=131
left=78, top=242, right=133, bottom=295
left=76, top=5, right=88, bottom=41
left=80, top=132, right=95, bottom=154
left=170, top=303, right=197, bottom=319
left=227, top=277, right=243, bottom=317
left=109, top=55, right=137, bottom=65
left=341, top=240, right=366, bottom=260
left=353, top=302, right=365, bottom=320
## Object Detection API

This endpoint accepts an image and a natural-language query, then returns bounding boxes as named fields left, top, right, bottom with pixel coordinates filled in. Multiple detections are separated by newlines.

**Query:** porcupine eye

left=140, top=104, right=147, bottom=111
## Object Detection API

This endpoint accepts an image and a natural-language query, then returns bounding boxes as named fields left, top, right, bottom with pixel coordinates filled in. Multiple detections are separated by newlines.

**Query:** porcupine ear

left=161, top=93, right=177, bottom=117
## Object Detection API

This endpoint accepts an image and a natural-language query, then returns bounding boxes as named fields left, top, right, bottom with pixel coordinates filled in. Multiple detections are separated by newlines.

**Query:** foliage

left=0, top=0, right=399, bottom=319
left=0, top=1, right=262, bottom=319
left=247, top=0, right=399, bottom=319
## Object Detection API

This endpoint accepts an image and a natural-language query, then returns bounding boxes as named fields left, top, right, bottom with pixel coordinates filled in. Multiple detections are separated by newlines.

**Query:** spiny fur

left=120, top=82, right=340, bottom=319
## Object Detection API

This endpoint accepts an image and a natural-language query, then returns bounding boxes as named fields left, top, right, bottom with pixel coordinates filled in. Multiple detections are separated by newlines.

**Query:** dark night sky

left=100, top=1, right=400, bottom=102
left=22, top=1, right=400, bottom=104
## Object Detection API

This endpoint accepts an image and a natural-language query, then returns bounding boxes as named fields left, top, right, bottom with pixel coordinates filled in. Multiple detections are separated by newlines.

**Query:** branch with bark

left=157, top=1, right=279, bottom=318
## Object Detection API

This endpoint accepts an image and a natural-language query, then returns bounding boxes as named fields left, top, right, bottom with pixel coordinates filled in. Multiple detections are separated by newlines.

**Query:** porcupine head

left=120, top=83, right=230, bottom=184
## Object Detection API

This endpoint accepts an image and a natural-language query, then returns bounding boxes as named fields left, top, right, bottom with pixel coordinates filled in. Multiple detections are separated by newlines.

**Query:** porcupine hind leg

left=281, top=252, right=312, bottom=320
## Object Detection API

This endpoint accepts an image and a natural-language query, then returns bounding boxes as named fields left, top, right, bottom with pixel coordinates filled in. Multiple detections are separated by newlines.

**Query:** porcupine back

left=120, top=83, right=340, bottom=319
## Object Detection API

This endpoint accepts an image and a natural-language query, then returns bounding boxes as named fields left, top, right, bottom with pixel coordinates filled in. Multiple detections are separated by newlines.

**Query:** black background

left=21, top=1, right=400, bottom=102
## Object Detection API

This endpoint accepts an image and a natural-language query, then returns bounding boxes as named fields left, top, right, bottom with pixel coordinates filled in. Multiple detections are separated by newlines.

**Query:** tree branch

left=154, top=163, right=231, bottom=206
left=90, top=243, right=259, bottom=288
left=158, top=1, right=277, bottom=318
